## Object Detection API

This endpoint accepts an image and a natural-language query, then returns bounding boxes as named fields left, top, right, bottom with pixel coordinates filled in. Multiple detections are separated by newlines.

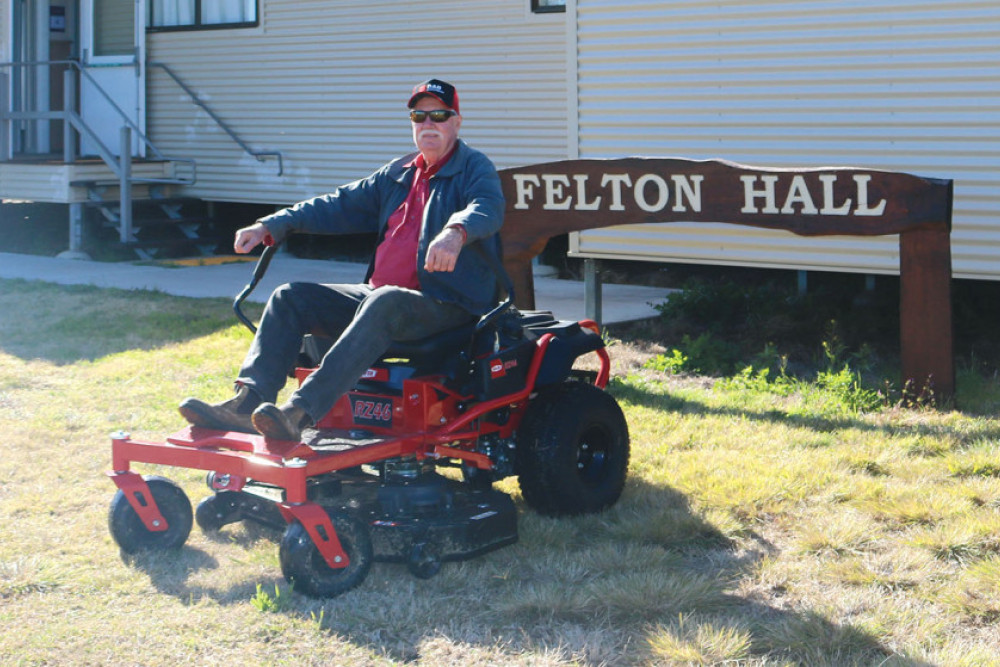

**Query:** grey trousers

left=237, top=282, right=473, bottom=422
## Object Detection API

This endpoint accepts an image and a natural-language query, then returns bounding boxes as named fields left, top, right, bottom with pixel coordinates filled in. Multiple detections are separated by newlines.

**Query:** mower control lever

left=233, top=242, right=279, bottom=334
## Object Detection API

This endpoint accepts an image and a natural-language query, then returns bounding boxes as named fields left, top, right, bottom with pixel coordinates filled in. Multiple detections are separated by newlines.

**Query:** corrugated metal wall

left=146, top=0, right=569, bottom=205
left=571, top=0, right=1000, bottom=280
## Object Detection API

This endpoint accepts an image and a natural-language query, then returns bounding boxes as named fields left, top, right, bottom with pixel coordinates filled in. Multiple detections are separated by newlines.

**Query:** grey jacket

left=259, top=139, right=505, bottom=315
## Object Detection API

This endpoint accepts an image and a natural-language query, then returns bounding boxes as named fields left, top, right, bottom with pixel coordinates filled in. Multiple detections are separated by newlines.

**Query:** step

left=69, top=177, right=189, bottom=188
left=114, top=215, right=215, bottom=228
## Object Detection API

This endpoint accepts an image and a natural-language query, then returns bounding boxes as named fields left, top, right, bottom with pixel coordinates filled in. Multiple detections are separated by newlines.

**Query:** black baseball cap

left=408, top=79, right=460, bottom=114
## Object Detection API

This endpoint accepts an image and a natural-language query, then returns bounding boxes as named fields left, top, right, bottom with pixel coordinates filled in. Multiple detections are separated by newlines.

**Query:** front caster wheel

left=407, top=542, right=442, bottom=580
left=195, top=491, right=243, bottom=533
left=108, top=475, right=193, bottom=553
left=279, top=513, right=373, bottom=598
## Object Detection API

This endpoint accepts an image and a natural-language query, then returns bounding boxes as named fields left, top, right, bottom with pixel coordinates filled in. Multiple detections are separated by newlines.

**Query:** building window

left=95, top=0, right=136, bottom=55
left=532, top=0, right=566, bottom=13
left=149, top=0, right=258, bottom=31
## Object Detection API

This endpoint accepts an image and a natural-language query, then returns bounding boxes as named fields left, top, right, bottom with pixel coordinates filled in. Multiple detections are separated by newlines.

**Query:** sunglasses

left=409, top=109, right=457, bottom=123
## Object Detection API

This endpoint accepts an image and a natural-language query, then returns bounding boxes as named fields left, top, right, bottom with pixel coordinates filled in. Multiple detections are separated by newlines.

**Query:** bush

left=650, top=275, right=898, bottom=378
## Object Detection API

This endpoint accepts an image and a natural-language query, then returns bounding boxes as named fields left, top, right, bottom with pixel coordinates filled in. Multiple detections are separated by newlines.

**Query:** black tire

left=407, top=542, right=442, bottom=580
left=108, top=476, right=193, bottom=553
left=194, top=492, right=243, bottom=532
left=279, top=513, right=373, bottom=598
left=516, top=382, right=630, bottom=516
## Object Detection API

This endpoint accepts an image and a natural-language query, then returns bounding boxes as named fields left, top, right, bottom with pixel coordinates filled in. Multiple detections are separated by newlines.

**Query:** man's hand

left=424, top=226, right=466, bottom=272
left=234, top=222, right=269, bottom=254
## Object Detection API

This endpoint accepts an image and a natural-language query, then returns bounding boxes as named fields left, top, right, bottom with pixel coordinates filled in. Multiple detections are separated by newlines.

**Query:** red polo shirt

left=369, top=147, right=456, bottom=289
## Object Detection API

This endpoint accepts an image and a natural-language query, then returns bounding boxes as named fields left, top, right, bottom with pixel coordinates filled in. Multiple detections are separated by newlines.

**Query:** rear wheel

left=108, top=476, right=193, bottom=553
left=279, top=513, right=373, bottom=598
left=516, top=382, right=630, bottom=516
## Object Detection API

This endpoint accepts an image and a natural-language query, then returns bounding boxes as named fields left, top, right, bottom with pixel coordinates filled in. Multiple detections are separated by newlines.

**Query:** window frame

left=531, top=0, right=566, bottom=14
left=147, top=0, right=259, bottom=32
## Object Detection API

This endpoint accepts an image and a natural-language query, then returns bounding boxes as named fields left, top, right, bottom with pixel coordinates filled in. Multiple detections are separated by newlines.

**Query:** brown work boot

left=251, top=402, right=312, bottom=441
left=178, top=384, right=261, bottom=434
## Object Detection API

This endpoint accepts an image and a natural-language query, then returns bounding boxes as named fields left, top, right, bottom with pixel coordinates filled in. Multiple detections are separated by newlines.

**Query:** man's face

left=411, top=96, right=461, bottom=165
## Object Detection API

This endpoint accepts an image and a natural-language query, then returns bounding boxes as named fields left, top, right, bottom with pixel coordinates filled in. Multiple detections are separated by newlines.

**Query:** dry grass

left=3, top=278, right=1000, bottom=665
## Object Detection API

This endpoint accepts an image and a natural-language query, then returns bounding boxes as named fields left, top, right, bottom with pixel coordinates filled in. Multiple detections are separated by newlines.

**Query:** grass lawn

left=2, top=277, right=1000, bottom=665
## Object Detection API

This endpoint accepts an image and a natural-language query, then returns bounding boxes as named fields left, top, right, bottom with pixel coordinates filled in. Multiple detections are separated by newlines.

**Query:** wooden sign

left=498, top=157, right=955, bottom=401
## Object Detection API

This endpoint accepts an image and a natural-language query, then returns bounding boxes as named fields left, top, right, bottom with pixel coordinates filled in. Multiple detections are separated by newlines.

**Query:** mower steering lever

left=233, top=242, right=280, bottom=334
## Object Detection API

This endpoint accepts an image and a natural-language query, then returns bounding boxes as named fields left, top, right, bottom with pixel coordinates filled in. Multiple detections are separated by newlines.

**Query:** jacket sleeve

left=258, top=167, right=389, bottom=243
left=446, top=151, right=505, bottom=242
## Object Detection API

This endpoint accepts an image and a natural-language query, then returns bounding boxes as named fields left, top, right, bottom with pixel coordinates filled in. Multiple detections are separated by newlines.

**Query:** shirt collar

left=407, top=143, right=459, bottom=177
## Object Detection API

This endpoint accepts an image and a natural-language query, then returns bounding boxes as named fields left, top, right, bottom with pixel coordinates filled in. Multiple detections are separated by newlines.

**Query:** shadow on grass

left=610, top=375, right=1000, bottom=446
left=0, top=279, right=257, bottom=364
left=120, top=543, right=288, bottom=606
left=114, top=476, right=925, bottom=664
left=120, top=545, right=221, bottom=591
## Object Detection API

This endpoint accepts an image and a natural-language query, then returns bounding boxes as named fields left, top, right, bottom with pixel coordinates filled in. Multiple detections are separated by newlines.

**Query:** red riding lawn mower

left=107, top=244, right=630, bottom=597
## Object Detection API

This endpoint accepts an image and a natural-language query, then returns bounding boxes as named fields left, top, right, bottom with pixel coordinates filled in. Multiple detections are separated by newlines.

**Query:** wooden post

left=899, top=228, right=954, bottom=401
left=508, top=258, right=535, bottom=310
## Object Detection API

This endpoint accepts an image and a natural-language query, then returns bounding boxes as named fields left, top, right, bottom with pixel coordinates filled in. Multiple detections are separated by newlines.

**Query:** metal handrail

left=0, top=59, right=196, bottom=184
left=148, top=61, right=284, bottom=176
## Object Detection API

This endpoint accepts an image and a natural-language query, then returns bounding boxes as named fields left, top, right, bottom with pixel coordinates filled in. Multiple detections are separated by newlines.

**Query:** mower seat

left=377, top=308, right=556, bottom=368
left=381, top=321, right=478, bottom=361
left=300, top=322, right=477, bottom=381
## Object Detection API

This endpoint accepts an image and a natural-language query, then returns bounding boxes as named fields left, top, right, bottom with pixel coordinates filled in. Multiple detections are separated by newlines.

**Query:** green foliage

left=649, top=333, right=885, bottom=415
left=814, top=365, right=884, bottom=414
left=644, top=277, right=899, bottom=413
left=947, top=457, right=1000, bottom=479
left=250, top=583, right=292, bottom=613
left=716, top=365, right=795, bottom=396
left=650, top=274, right=898, bottom=376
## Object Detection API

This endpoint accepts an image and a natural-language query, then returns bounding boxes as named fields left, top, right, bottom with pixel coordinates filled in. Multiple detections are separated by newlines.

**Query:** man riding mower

left=107, top=243, right=630, bottom=597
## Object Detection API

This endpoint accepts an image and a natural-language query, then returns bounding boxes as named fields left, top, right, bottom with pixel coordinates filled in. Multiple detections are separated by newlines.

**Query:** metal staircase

left=1, top=59, right=282, bottom=259
left=1, top=60, right=201, bottom=257
left=72, top=178, right=218, bottom=259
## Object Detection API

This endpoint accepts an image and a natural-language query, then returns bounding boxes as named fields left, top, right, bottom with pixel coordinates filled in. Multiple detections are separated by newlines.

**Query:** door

left=49, top=0, right=77, bottom=152
left=79, top=0, right=145, bottom=157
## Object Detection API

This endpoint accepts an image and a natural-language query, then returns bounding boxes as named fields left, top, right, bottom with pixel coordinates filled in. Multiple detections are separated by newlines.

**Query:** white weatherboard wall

left=0, top=0, right=8, bottom=62
left=571, top=0, right=1000, bottom=280
left=145, top=0, right=569, bottom=205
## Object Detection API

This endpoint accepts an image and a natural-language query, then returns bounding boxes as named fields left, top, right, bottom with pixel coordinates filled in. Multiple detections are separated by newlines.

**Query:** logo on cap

left=408, top=79, right=459, bottom=113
